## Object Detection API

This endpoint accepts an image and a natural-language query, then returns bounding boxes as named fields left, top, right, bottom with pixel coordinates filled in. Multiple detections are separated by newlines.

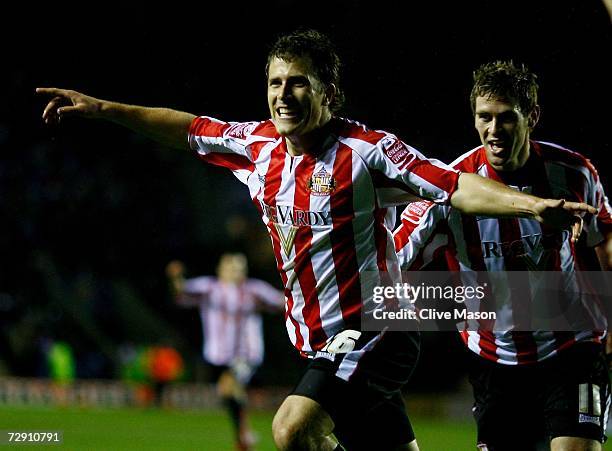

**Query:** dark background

left=1, top=0, right=610, bottom=390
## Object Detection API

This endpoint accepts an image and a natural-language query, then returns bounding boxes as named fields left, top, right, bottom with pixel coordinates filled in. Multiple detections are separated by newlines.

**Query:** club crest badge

left=307, top=168, right=336, bottom=196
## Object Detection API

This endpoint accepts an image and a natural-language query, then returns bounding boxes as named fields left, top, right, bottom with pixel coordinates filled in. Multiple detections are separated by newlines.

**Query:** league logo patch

left=308, top=168, right=336, bottom=196
left=225, top=122, right=257, bottom=140
left=382, top=137, right=416, bottom=170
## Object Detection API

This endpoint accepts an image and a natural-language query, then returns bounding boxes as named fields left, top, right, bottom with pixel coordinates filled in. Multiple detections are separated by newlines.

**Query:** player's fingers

left=57, top=105, right=81, bottom=117
left=571, top=216, right=583, bottom=243
left=547, top=198, right=565, bottom=209
left=563, top=201, right=597, bottom=215
left=42, top=96, right=65, bottom=119
left=36, top=87, right=67, bottom=96
left=42, top=99, right=64, bottom=125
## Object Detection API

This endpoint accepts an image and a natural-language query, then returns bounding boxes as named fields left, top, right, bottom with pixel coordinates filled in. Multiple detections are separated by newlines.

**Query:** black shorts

left=291, top=330, right=420, bottom=450
left=468, top=342, right=610, bottom=450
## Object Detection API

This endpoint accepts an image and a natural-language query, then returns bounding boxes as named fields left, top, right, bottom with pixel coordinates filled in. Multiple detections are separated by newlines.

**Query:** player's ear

left=528, top=105, right=540, bottom=130
left=323, top=83, right=337, bottom=108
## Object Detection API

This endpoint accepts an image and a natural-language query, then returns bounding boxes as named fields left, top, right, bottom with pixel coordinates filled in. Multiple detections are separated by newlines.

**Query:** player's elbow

left=450, top=189, right=477, bottom=215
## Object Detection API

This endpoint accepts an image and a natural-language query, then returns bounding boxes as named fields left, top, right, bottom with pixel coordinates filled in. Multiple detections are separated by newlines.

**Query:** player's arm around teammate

left=452, top=172, right=588, bottom=242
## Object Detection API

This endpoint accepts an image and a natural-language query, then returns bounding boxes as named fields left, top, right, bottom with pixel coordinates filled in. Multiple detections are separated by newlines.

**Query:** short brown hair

left=266, top=29, right=344, bottom=113
left=470, top=60, right=538, bottom=115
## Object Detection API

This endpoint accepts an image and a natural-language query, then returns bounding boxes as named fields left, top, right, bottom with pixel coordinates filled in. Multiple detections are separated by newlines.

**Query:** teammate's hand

left=571, top=216, right=584, bottom=243
left=36, top=87, right=104, bottom=125
left=166, top=260, right=185, bottom=279
left=607, top=234, right=612, bottom=268
left=532, top=199, right=596, bottom=242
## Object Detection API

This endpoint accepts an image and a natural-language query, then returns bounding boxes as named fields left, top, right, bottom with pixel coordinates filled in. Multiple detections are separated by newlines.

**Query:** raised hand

left=165, top=260, right=185, bottom=279
left=36, top=88, right=104, bottom=125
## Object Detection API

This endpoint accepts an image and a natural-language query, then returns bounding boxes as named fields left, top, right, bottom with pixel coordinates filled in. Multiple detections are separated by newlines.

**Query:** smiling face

left=474, top=95, right=539, bottom=172
left=267, top=56, right=332, bottom=149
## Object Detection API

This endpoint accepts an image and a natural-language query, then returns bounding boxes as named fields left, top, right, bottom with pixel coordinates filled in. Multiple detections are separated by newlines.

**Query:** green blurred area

left=0, top=405, right=476, bottom=450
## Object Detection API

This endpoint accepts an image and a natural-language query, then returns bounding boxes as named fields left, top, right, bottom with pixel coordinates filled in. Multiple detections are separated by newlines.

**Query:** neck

left=512, top=137, right=532, bottom=171
left=286, top=113, right=333, bottom=157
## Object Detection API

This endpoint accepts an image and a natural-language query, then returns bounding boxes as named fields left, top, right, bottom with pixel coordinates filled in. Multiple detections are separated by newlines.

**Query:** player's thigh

left=550, top=436, right=601, bottom=451
left=272, top=394, right=334, bottom=438
left=289, top=332, right=419, bottom=450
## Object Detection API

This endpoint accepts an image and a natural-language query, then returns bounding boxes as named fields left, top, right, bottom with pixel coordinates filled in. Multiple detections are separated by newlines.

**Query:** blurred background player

left=394, top=61, right=612, bottom=451
left=166, top=253, right=283, bottom=451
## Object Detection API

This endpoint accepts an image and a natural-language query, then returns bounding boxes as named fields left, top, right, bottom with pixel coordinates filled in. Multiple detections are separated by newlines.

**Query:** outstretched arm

left=251, top=280, right=285, bottom=312
left=36, top=87, right=195, bottom=150
left=451, top=173, right=596, bottom=241
left=166, top=262, right=212, bottom=307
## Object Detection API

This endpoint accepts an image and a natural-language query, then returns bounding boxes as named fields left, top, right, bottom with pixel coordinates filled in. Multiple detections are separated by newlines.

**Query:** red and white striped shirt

left=394, top=141, right=612, bottom=365
left=180, top=277, right=283, bottom=367
left=189, top=116, right=459, bottom=353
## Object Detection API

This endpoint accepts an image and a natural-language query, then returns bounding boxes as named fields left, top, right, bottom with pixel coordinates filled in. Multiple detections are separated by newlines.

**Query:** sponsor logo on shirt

left=259, top=202, right=333, bottom=255
left=275, top=224, right=298, bottom=256
left=307, top=168, right=336, bottom=196
left=259, top=202, right=332, bottom=227
left=578, top=413, right=601, bottom=426
left=382, top=137, right=416, bottom=170
left=481, top=232, right=566, bottom=260
left=225, top=122, right=257, bottom=140
left=402, top=201, right=434, bottom=225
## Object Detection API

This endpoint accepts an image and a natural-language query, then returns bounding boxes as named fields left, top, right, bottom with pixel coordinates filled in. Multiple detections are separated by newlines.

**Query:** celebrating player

left=166, top=254, right=283, bottom=451
left=394, top=60, right=612, bottom=451
left=38, top=30, right=596, bottom=450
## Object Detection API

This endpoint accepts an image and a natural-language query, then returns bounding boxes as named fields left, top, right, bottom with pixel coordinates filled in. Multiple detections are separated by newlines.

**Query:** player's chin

left=274, top=122, right=302, bottom=137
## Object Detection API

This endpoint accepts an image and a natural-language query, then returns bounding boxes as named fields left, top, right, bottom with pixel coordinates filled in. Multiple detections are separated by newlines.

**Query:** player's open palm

left=36, top=88, right=103, bottom=125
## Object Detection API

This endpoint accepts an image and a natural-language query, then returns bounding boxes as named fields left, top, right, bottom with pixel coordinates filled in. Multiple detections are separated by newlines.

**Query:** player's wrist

left=97, top=100, right=123, bottom=120
left=518, top=193, right=540, bottom=219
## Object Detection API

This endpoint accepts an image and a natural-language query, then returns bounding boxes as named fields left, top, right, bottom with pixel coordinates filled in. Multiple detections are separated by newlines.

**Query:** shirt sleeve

left=583, top=161, right=612, bottom=247
left=393, top=200, right=450, bottom=270
left=248, top=279, right=284, bottom=309
left=188, top=116, right=262, bottom=185
left=361, top=133, right=460, bottom=208
left=177, top=276, right=215, bottom=307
